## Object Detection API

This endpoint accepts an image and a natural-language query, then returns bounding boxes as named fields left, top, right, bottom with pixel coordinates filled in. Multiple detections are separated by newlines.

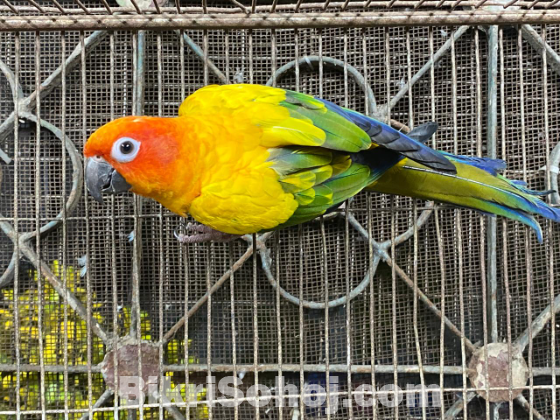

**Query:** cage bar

left=0, top=2, right=559, bottom=420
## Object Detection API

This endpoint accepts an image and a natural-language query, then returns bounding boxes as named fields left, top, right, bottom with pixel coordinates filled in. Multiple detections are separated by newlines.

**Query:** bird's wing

left=178, top=84, right=454, bottom=171
left=178, top=84, right=453, bottom=227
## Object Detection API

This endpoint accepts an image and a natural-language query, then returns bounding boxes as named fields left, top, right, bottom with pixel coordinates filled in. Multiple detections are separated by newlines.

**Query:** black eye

left=113, top=137, right=140, bottom=162
left=120, top=141, right=134, bottom=155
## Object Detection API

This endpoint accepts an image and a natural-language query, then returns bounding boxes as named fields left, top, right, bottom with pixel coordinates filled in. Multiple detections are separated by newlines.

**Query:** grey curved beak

left=85, top=157, right=131, bottom=204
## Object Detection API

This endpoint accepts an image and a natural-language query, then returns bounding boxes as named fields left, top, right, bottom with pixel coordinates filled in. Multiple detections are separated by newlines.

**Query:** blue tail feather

left=485, top=202, right=544, bottom=242
left=443, top=152, right=506, bottom=176
left=509, top=179, right=555, bottom=196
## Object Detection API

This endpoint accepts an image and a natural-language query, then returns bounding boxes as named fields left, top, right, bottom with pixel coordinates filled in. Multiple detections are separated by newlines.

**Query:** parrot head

left=84, top=116, right=191, bottom=211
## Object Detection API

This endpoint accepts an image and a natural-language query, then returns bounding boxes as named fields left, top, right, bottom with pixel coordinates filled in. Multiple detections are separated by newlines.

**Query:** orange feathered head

left=84, top=116, right=187, bottom=205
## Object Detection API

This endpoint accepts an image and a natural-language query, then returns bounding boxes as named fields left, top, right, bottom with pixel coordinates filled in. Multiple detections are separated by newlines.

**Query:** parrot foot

left=174, top=222, right=241, bottom=244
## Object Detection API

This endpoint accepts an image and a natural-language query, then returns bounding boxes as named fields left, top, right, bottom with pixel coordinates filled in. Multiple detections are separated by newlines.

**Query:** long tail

left=363, top=148, right=560, bottom=242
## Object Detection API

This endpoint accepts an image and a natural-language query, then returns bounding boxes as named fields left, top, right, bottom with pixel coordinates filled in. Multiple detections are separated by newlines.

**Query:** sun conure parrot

left=84, top=84, right=560, bottom=243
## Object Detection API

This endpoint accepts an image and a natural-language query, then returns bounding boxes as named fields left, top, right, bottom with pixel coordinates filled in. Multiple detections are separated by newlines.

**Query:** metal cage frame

left=1, top=1, right=560, bottom=419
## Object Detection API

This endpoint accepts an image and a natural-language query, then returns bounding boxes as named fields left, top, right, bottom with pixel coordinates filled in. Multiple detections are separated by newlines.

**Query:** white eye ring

left=111, top=137, right=141, bottom=163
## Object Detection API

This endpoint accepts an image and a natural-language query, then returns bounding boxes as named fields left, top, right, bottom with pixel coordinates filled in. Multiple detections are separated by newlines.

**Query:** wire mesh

left=0, top=3, right=559, bottom=419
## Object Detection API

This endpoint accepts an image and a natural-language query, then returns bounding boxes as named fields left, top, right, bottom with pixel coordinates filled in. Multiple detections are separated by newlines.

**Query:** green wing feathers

left=267, top=146, right=373, bottom=228
left=281, top=91, right=372, bottom=153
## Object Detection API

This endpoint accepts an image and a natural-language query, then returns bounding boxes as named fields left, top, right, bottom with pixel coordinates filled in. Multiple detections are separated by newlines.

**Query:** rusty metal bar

left=203, top=29, right=209, bottom=85
left=475, top=29, right=490, bottom=420
left=108, top=30, right=120, bottom=420
left=516, top=395, right=546, bottom=420
left=156, top=32, right=167, bottom=420
left=518, top=26, right=536, bottom=420
left=79, top=390, right=114, bottom=420
left=342, top=29, right=354, bottom=420
left=486, top=25, right=499, bottom=347
left=3, top=10, right=560, bottom=31
left=201, top=28, right=214, bottom=420
left=153, top=0, right=161, bottom=13
left=1, top=360, right=559, bottom=375
left=228, top=241, right=239, bottom=420
left=33, top=33, right=47, bottom=420
left=542, top=24, right=557, bottom=420
left=206, top=242, right=213, bottom=420
left=386, top=25, right=467, bottom=113
left=499, top=26, right=515, bottom=419
left=434, top=208, right=447, bottom=420
left=164, top=363, right=470, bottom=374
left=248, top=28, right=253, bottom=83
left=99, top=0, right=113, bottom=14
left=50, top=0, right=65, bottom=13
left=521, top=24, right=560, bottom=76
left=79, top=30, right=94, bottom=420
left=0, top=382, right=551, bottom=418
left=443, top=392, right=477, bottom=419
left=252, top=233, right=260, bottom=419
left=482, top=24, right=499, bottom=420
left=407, top=26, right=426, bottom=420
left=271, top=29, right=285, bottom=420
left=295, top=33, right=305, bottom=420
left=150, top=391, right=185, bottom=420
left=130, top=32, right=144, bottom=346
left=317, top=29, right=332, bottom=420
left=12, top=30, right=21, bottom=420
left=72, top=0, right=90, bottom=14
left=0, top=221, right=110, bottom=343
left=61, top=31, right=70, bottom=420
left=129, top=0, right=143, bottom=14
left=451, top=30, right=469, bottom=419
left=367, top=193, right=378, bottom=420
left=0, top=1, right=554, bottom=14
left=8, top=385, right=559, bottom=419
left=163, top=235, right=271, bottom=344
left=25, top=0, right=44, bottom=13
left=348, top=214, right=477, bottom=353
left=0, top=0, right=18, bottom=14
left=178, top=30, right=191, bottom=420
left=221, top=31, right=238, bottom=420
left=385, top=28, right=399, bottom=420
left=428, top=25, right=447, bottom=420
left=274, top=234, right=284, bottom=419
left=0, top=30, right=108, bottom=158
left=1, top=8, right=558, bottom=420
left=527, top=0, right=541, bottom=7
left=515, top=293, right=560, bottom=352
left=131, top=29, right=146, bottom=420
left=228, top=0, right=249, bottom=13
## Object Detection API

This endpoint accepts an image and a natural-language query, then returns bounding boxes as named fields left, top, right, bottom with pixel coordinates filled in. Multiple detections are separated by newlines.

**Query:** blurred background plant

left=0, top=260, right=208, bottom=419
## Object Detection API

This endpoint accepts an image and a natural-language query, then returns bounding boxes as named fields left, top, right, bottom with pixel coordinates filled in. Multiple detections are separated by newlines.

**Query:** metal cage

left=1, top=1, right=560, bottom=419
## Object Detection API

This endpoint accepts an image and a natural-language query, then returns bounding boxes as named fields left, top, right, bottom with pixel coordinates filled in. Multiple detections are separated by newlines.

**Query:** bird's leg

left=174, top=222, right=241, bottom=244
